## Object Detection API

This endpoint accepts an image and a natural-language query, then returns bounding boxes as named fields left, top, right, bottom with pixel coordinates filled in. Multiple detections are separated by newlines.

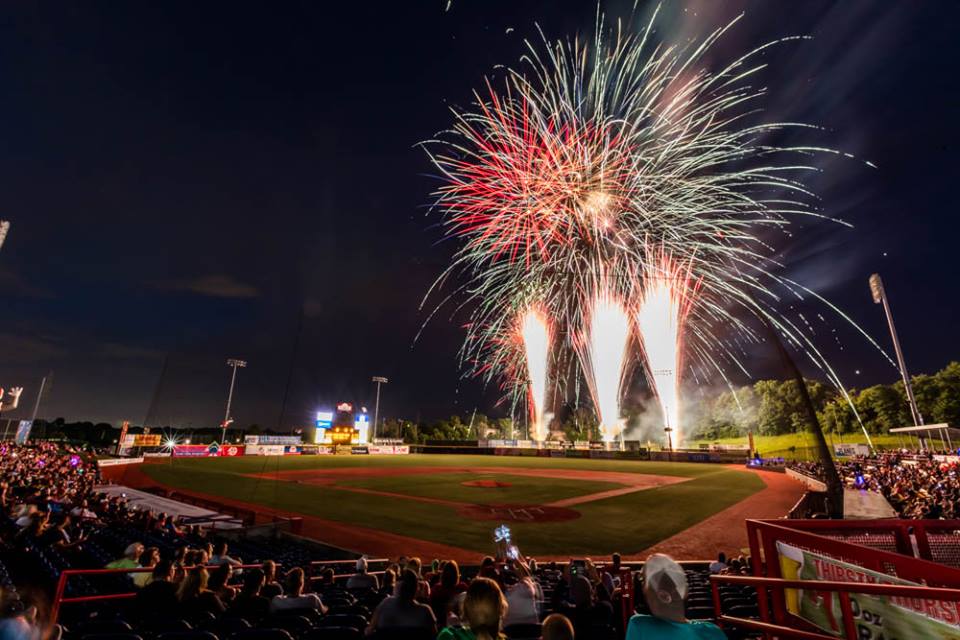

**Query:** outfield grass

left=336, top=472, right=620, bottom=505
left=688, top=432, right=909, bottom=461
left=139, top=454, right=765, bottom=556
left=151, top=453, right=740, bottom=477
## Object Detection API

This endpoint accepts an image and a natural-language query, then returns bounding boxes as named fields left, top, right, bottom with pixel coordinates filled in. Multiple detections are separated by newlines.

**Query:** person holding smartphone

left=503, top=557, right=541, bottom=628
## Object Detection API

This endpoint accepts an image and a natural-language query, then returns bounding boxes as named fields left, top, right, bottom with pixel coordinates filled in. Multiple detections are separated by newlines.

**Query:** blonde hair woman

left=438, top=577, right=508, bottom=640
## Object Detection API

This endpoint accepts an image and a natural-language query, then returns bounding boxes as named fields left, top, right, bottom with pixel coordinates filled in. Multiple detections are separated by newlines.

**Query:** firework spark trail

left=581, top=293, right=631, bottom=442
left=635, top=251, right=697, bottom=447
left=521, top=309, right=551, bottom=441
left=423, top=6, right=891, bottom=443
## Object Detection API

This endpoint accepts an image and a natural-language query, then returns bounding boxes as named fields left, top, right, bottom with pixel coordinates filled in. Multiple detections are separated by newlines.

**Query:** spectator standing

left=503, top=560, right=541, bottom=627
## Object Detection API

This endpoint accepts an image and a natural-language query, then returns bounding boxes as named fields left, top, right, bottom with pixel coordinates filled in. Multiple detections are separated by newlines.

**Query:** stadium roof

left=889, top=423, right=956, bottom=435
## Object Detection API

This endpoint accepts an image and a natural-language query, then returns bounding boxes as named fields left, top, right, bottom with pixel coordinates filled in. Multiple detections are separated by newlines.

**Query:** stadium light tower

left=371, top=376, right=388, bottom=441
left=869, top=274, right=923, bottom=428
left=222, top=359, right=247, bottom=444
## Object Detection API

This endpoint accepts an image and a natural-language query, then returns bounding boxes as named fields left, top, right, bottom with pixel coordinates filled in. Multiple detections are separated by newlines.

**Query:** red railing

left=309, top=558, right=390, bottom=582
left=745, top=518, right=960, bottom=626
left=50, top=558, right=392, bottom=622
left=710, top=573, right=960, bottom=640
left=52, top=556, right=639, bottom=632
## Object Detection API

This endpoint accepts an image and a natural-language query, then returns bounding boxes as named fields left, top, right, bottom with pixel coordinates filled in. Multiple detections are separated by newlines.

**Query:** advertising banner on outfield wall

left=244, top=444, right=285, bottom=456
left=367, top=445, right=409, bottom=455
left=173, top=444, right=219, bottom=457
left=777, top=541, right=960, bottom=638
left=299, top=445, right=334, bottom=455
left=98, top=457, right=145, bottom=466
left=219, top=445, right=245, bottom=457
left=649, top=451, right=719, bottom=463
left=245, top=435, right=303, bottom=446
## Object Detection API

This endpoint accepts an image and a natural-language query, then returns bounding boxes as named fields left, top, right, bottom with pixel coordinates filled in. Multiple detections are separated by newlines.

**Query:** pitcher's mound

left=458, top=504, right=580, bottom=523
left=462, top=479, right=512, bottom=488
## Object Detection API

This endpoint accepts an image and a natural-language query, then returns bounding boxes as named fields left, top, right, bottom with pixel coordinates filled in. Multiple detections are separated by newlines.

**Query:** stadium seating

left=0, top=443, right=776, bottom=640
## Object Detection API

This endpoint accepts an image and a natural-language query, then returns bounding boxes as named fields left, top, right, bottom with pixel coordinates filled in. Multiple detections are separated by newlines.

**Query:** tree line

left=689, top=361, right=960, bottom=440
left=25, top=361, right=960, bottom=446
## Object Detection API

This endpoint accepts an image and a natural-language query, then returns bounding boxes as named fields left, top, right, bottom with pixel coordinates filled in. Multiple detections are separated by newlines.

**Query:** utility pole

left=869, top=274, right=923, bottom=429
left=30, top=375, right=47, bottom=426
left=222, top=359, right=247, bottom=444
left=371, top=376, right=388, bottom=441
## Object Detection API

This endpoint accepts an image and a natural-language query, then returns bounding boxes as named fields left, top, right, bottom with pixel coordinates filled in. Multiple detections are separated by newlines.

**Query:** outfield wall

left=129, top=443, right=747, bottom=463
left=414, top=444, right=747, bottom=463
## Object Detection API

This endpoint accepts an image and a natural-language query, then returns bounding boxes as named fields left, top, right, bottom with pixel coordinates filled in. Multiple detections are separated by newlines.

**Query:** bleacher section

left=7, top=444, right=960, bottom=639
left=96, top=486, right=244, bottom=530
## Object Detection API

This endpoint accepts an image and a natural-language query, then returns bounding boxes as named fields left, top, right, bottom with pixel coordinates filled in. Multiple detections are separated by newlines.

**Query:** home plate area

left=458, top=503, right=581, bottom=523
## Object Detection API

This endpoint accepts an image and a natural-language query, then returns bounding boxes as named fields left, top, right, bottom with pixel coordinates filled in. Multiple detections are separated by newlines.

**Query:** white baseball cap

left=643, top=554, right=687, bottom=602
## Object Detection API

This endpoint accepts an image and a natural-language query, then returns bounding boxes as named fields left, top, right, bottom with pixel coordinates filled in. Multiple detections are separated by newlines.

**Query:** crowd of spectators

left=790, top=450, right=960, bottom=519
left=0, top=443, right=736, bottom=640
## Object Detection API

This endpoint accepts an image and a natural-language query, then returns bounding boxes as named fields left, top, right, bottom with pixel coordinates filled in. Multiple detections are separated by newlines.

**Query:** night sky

left=1, top=1, right=957, bottom=429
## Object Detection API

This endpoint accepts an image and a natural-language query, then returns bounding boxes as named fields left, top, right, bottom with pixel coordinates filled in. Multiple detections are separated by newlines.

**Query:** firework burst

left=424, top=6, right=887, bottom=445
left=520, top=309, right=552, bottom=441
left=635, top=249, right=699, bottom=446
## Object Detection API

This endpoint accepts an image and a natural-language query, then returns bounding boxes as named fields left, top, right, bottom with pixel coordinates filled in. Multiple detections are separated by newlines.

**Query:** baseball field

left=108, top=454, right=804, bottom=562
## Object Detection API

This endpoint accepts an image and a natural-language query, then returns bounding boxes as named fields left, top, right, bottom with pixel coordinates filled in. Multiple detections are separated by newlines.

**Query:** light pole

left=222, top=359, right=247, bottom=444
left=0, top=220, right=10, bottom=252
left=869, top=274, right=923, bottom=429
left=371, top=376, right=388, bottom=441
